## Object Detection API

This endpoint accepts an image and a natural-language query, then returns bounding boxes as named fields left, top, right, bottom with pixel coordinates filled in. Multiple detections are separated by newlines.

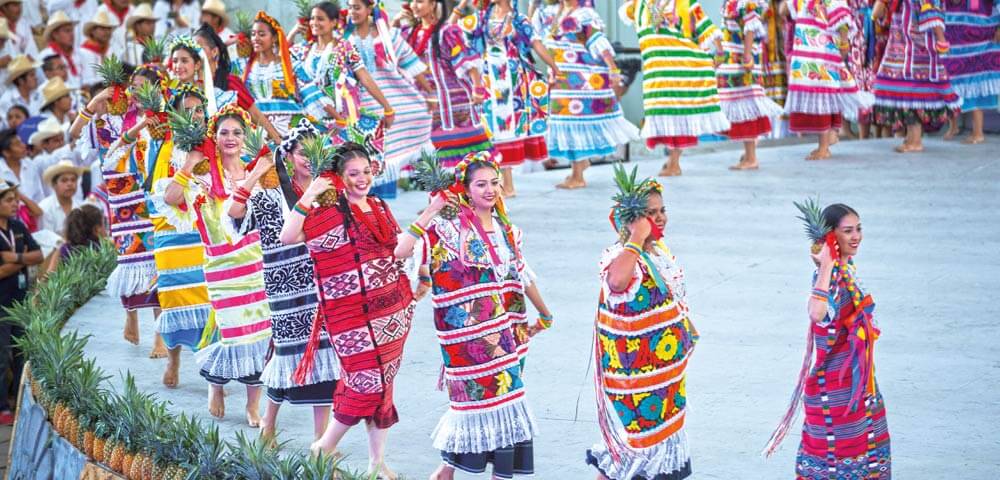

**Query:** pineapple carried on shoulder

left=794, top=196, right=833, bottom=254
left=300, top=133, right=339, bottom=207
left=133, top=81, right=169, bottom=141
left=611, top=163, right=663, bottom=242
left=295, top=0, right=317, bottom=41
left=96, top=55, right=130, bottom=116
left=411, top=151, right=459, bottom=220
left=166, top=105, right=211, bottom=176
left=234, top=10, right=254, bottom=58
left=141, top=37, right=168, bottom=65
left=243, top=126, right=280, bottom=189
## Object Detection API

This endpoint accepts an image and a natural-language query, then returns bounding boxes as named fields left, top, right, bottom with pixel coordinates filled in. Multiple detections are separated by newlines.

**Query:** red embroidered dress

left=419, top=213, right=537, bottom=463
left=303, top=197, right=414, bottom=426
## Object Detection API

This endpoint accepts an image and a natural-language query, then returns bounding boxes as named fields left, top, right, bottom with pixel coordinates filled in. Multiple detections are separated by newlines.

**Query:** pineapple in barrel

left=134, top=81, right=169, bottom=140
left=794, top=197, right=832, bottom=254
left=301, top=133, right=339, bottom=207
left=141, top=37, right=167, bottom=65
left=167, top=105, right=211, bottom=175
left=411, top=151, right=459, bottom=220
left=234, top=10, right=254, bottom=58
left=611, top=163, right=657, bottom=242
left=243, top=126, right=279, bottom=189
left=97, top=55, right=130, bottom=116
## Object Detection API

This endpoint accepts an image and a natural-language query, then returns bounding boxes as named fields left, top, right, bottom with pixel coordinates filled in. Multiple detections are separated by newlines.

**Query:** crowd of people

left=0, top=0, right=995, bottom=478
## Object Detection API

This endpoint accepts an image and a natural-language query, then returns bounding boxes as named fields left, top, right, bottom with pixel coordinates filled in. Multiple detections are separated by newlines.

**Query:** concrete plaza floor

left=68, top=135, right=1000, bottom=479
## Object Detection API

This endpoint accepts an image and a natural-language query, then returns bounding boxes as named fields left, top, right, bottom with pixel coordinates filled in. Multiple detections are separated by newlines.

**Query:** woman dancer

left=761, top=0, right=787, bottom=108
left=403, top=0, right=493, bottom=168
left=165, top=105, right=273, bottom=424
left=783, top=0, right=872, bottom=160
left=587, top=168, right=698, bottom=480
left=235, top=11, right=339, bottom=136
left=942, top=0, right=1000, bottom=144
left=395, top=151, right=552, bottom=480
left=451, top=0, right=560, bottom=196
left=533, top=0, right=639, bottom=188
left=714, top=0, right=784, bottom=170
left=344, top=0, right=434, bottom=195
left=229, top=119, right=340, bottom=441
left=839, top=0, right=877, bottom=139
left=69, top=67, right=163, bottom=357
left=620, top=0, right=731, bottom=177
left=281, top=141, right=414, bottom=478
left=764, top=203, right=891, bottom=479
left=871, top=0, right=960, bottom=152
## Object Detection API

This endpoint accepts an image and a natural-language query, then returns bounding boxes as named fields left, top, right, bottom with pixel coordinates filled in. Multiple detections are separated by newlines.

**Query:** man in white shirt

left=0, top=21, right=13, bottom=86
left=37, top=160, right=84, bottom=237
left=41, top=12, right=84, bottom=90
left=40, top=51, right=86, bottom=112
left=78, top=10, right=118, bottom=92
left=39, top=77, right=76, bottom=132
left=44, top=0, right=98, bottom=45
left=0, top=128, right=43, bottom=203
left=95, top=0, right=130, bottom=60
left=0, top=0, right=39, bottom=59
left=124, top=4, right=159, bottom=68
left=0, top=55, right=44, bottom=117
left=200, top=0, right=236, bottom=58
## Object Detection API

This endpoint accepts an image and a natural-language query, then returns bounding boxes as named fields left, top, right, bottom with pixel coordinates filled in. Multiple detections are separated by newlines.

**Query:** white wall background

left=234, top=0, right=728, bottom=121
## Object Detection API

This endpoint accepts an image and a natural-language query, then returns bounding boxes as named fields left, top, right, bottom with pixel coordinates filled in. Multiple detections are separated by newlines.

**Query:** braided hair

left=330, top=141, right=375, bottom=231
left=194, top=24, right=232, bottom=90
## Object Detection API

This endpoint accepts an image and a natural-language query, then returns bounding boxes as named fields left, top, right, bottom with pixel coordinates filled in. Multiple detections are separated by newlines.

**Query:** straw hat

left=40, top=77, right=72, bottom=111
left=127, top=3, right=160, bottom=30
left=201, top=0, right=229, bottom=28
left=6, top=55, right=39, bottom=84
left=0, top=0, right=22, bottom=8
left=84, top=10, right=118, bottom=37
left=43, top=11, right=76, bottom=43
left=0, top=178, right=16, bottom=196
left=29, top=118, right=66, bottom=148
left=42, top=160, right=85, bottom=185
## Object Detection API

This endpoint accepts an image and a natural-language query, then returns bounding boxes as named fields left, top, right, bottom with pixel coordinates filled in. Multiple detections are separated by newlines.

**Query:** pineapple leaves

left=793, top=196, right=830, bottom=243
left=611, top=163, right=652, bottom=226
left=166, top=105, right=208, bottom=152
left=411, top=151, right=455, bottom=193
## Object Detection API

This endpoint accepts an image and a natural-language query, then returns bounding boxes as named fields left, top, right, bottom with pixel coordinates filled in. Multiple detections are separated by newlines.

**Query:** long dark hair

left=314, top=1, right=342, bottom=23
left=195, top=24, right=232, bottom=90
left=64, top=204, right=104, bottom=247
left=821, top=203, right=859, bottom=231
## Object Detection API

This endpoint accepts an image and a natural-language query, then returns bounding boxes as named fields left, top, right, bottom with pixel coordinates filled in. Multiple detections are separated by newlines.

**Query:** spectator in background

left=44, top=0, right=99, bottom=44
left=154, top=0, right=200, bottom=37
left=41, top=12, right=83, bottom=90
left=0, top=21, right=13, bottom=85
left=40, top=77, right=76, bottom=131
left=95, top=0, right=130, bottom=57
left=0, top=55, right=43, bottom=117
left=124, top=4, right=160, bottom=67
left=0, top=0, right=39, bottom=59
left=200, top=0, right=233, bottom=45
left=0, top=178, right=43, bottom=425
left=29, top=118, right=85, bottom=203
left=0, top=128, right=44, bottom=206
left=47, top=203, right=105, bottom=275
left=5, top=105, right=28, bottom=131
left=79, top=10, right=118, bottom=91
left=37, top=160, right=84, bottom=237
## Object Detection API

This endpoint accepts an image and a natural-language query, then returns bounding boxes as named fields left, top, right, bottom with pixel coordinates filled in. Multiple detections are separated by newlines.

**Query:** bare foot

left=829, top=132, right=840, bottom=146
left=542, top=159, right=559, bottom=169
left=943, top=125, right=959, bottom=141
left=149, top=333, right=168, bottom=359
left=309, top=440, right=342, bottom=458
left=962, top=135, right=985, bottom=145
left=805, top=149, right=831, bottom=160
left=208, top=386, right=225, bottom=419
left=162, top=350, right=179, bottom=388
left=246, top=409, right=261, bottom=428
left=555, top=177, right=586, bottom=189
left=893, top=143, right=924, bottom=153
left=259, top=423, right=277, bottom=448
left=368, top=463, right=398, bottom=480
left=123, top=314, right=139, bottom=345
left=729, top=162, right=759, bottom=170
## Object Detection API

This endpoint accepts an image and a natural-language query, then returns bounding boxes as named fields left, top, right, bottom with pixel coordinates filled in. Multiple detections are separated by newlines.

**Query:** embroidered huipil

left=461, top=6, right=551, bottom=165
left=587, top=242, right=698, bottom=480
left=532, top=5, right=639, bottom=161
left=420, top=214, right=538, bottom=456
left=233, top=58, right=334, bottom=136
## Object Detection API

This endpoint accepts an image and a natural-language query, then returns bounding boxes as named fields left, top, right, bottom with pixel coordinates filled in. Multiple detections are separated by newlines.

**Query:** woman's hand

left=249, top=152, right=275, bottom=179
left=413, top=280, right=431, bottom=301
left=87, top=87, right=113, bottom=115
left=301, top=176, right=332, bottom=205
left=871, top=0, right=886, bottom=21
left=810, top=242, right=834, bottom=268
left=627, top=216, right=652, bottom=245
left=383, top=109, right=396, bottom=128
left=427, top=191, right=458, bottom=216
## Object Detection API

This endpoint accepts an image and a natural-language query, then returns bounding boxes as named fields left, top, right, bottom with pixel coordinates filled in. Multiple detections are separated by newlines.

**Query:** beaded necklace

left=349, top=197, right=395, bottom=246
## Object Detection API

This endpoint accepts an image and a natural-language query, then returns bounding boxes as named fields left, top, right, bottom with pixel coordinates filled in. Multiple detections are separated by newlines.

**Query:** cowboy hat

left=0, top=178, right=16, bottom=197
left=40, top=77, right=72, bottom=111
left=42, top=160, right=85, bottom=185
left=0, top=0, right=22, bottom=7
left=201, top=0, right=229, bottom=28
left=43, top=11, right=76, bottom=43
left=84, top=10, right=119, bottom=37
left=29, top=118, right=66, bottom=148
left=127, top=3, right=159, bottom=30
left=6, top=55, right=39, bottom=84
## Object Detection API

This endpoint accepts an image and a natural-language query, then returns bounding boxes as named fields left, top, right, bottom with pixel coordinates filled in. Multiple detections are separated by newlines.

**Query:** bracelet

left=122, top=131, right=136, bottom=144
left=452, top=7, right=463, bottom=15
left=384, top=107, right=395, bottom=116
left=293, top=201, right=312, bottom=216
left=537, top=312, right=553, bottom=329
left=78, top=109, right=93, bottom=122
left=935, top=40, right=949, bottom=53
left=172, top=171, right=191, bottom=188
left=811, top=287, right=828, bottom=298
left=407, top=222, right=426, bottom=239
left=418, top=275, right=432, bottom=284
left=609, top=67, right=621, bottom=74
left=235, top=186, right=251, bottom=199
left=623, top=242, right=643, bottom=257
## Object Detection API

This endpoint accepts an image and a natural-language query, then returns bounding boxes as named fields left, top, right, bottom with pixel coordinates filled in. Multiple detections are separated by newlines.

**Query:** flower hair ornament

left=277, top=117, right=321, bottom=179
left=170, top=82, right=207, bottom=104
left=450, top=150, right=519, bottom=267
left=167, top=34, right=218, bottom=113
left=205, top=104, right=255, bottom=198
left=242, top=12, right=298, bottom=99
left=343, top=0, right=399, bottom=68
